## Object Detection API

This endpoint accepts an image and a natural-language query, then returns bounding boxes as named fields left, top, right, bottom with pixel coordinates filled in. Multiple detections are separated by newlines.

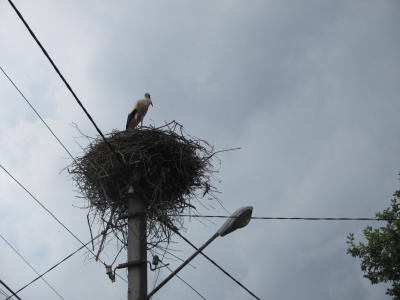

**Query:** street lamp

left=147, top=206, right=253, bottom=299
left=217, top=206, right=253, bottom=236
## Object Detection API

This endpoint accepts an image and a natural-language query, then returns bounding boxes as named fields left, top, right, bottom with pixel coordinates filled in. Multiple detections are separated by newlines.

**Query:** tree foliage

left=347, top=190, right=400, bottom=299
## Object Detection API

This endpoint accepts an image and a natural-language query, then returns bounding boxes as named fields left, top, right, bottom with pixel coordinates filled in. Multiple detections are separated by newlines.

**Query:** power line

left=167, top=225, right=260, bottom=300
left=3, top=2, right=130, bottom=287
left=176, top=215, right=398, bottom=221
left=0, top=287, right=9, bottom=298
left=151, top=247, right=197, bottom=270
left=0, top=164, right=128, bottom=286
left=1, top=65, right=129, bottom=288
left=7, top=0, right=124, bottom=165
left=0, top=66, right=77, bottom=164
left=0, top=165, right=126, bottom=286
left=147, top=209, right=259, bottom=299
left=162, top=263, right=206, bottom=300
left=0, top=164, right=96, bottom=256
left=0, top=287, right=10, bottom=298
left=1, top=39, right=127, bottom=285
left=0, top=68, right=128, bottom=284
left=6, top=232, right=103, bottom=299
left=1, top=63, right=127, bottom=281
left=0, top=280, right=21, bottom=300
left=0, top=234, right=64, bottom=299
left=147, top=248, right=204, bottom=300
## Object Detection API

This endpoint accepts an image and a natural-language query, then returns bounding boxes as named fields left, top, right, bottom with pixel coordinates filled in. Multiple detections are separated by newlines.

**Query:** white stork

left=126, top=93, right=153, bottom=130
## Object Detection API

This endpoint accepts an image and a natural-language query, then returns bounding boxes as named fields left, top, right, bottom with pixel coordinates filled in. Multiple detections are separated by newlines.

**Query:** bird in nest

left=126, top=93, right=153, bottom=130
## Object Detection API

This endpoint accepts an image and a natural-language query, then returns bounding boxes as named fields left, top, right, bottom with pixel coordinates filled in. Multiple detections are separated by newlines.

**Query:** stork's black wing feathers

left=126, top=109, right=137, bottom=129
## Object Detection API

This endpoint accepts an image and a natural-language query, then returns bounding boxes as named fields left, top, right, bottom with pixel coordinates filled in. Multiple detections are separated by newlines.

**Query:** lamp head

left=217, top=206, right=253, bottom=237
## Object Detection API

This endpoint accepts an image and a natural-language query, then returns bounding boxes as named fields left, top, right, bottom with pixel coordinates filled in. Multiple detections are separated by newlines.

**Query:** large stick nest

left=69, top=121, right=222, bottom=252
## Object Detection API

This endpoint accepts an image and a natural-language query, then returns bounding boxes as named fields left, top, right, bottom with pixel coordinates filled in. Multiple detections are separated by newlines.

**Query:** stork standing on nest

left=126, top=93, right=153, bottom=130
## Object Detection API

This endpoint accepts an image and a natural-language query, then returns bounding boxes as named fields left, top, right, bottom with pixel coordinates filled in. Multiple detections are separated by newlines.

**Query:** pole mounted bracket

left=116, top=260, right=147, bottom=269
left=105, top=261, right=146, bottom=283
left=119, top=211, right=147, bottom=219
left=105, top=256, right=170, bottom=283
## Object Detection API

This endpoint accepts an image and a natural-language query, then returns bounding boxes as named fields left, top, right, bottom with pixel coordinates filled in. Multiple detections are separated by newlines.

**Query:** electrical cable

left=0, top=234, right=64, bottom=299
left=144, top=207, right=260, bottom=299
left=0, top=287, right=10, bottom=298
left=162, top=263, right=206, bottom=300
left=0, top=65, right=129, bottom=286
left=7, top=0, right=124, bottom=165
left=0, top=164, right=96, bottom=256
left=147, top=248, right=206, bottom=300
left=2, top=5, right=130, bottom=287
left=0, top=164, right=127, bottom=287
left=176, top=215, right=400, bottom=221
left=5, top=232, right=104, bottom=299
left=0, top=66, right=77, bottom=164
left=0, top=68, right=128, bottom=285
left=167, top=225, right=260, bottom=300
left=148, top=243, right=197, bottom=269
left=0, top=280, right=21, bottom=300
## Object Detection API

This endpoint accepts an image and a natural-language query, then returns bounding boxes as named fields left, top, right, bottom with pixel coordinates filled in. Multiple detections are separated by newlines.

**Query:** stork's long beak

left=151, top=101, right=153, bottom=106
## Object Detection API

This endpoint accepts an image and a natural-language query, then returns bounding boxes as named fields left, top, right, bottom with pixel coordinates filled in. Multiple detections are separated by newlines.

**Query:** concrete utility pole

left=127, top=186, right=147, bottom=300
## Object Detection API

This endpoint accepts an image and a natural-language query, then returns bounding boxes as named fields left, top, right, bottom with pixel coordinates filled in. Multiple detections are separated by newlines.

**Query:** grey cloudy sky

left=1, top=0, right=400, bottom=299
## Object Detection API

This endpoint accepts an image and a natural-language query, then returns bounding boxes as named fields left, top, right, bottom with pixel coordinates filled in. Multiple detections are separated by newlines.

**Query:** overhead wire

left=7, top=0, right=124, bottom=165
left=0, top=234, right=64, bottom=299
left=162, top=263, right=206, bottom=300
left=0, top=66, right=77, bottom=164
left=166, top=224, right=260, bottom=300
left=0, top=164, right=127, bottom=288
left=0, top=164, right=95, bottom=256
left=148, top=248, right=206, bottom=300
left=0, top=287, right=10, bottom=298
left=1, top=17, right=129, bottom=289
left=0, top=280, right=21, bottom=300
left=5, top=232, right=105, bottom=299
left=148, top=242, right=197, bottom=269
left=1, top=62, right=127, bottom=281
left=0, top=66, right=128, bottom=285
left=4, top=2, right=222, bottom=296
left=176, top=215, right=399, bottom=221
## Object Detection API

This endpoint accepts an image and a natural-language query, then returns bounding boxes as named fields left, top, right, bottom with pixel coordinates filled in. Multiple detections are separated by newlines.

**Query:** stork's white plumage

left=126, top=93, right=153, bottom=130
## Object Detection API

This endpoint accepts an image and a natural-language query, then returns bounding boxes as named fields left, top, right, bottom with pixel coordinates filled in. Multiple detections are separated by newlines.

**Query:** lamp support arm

left=147, top=232, right=219, bottom=299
